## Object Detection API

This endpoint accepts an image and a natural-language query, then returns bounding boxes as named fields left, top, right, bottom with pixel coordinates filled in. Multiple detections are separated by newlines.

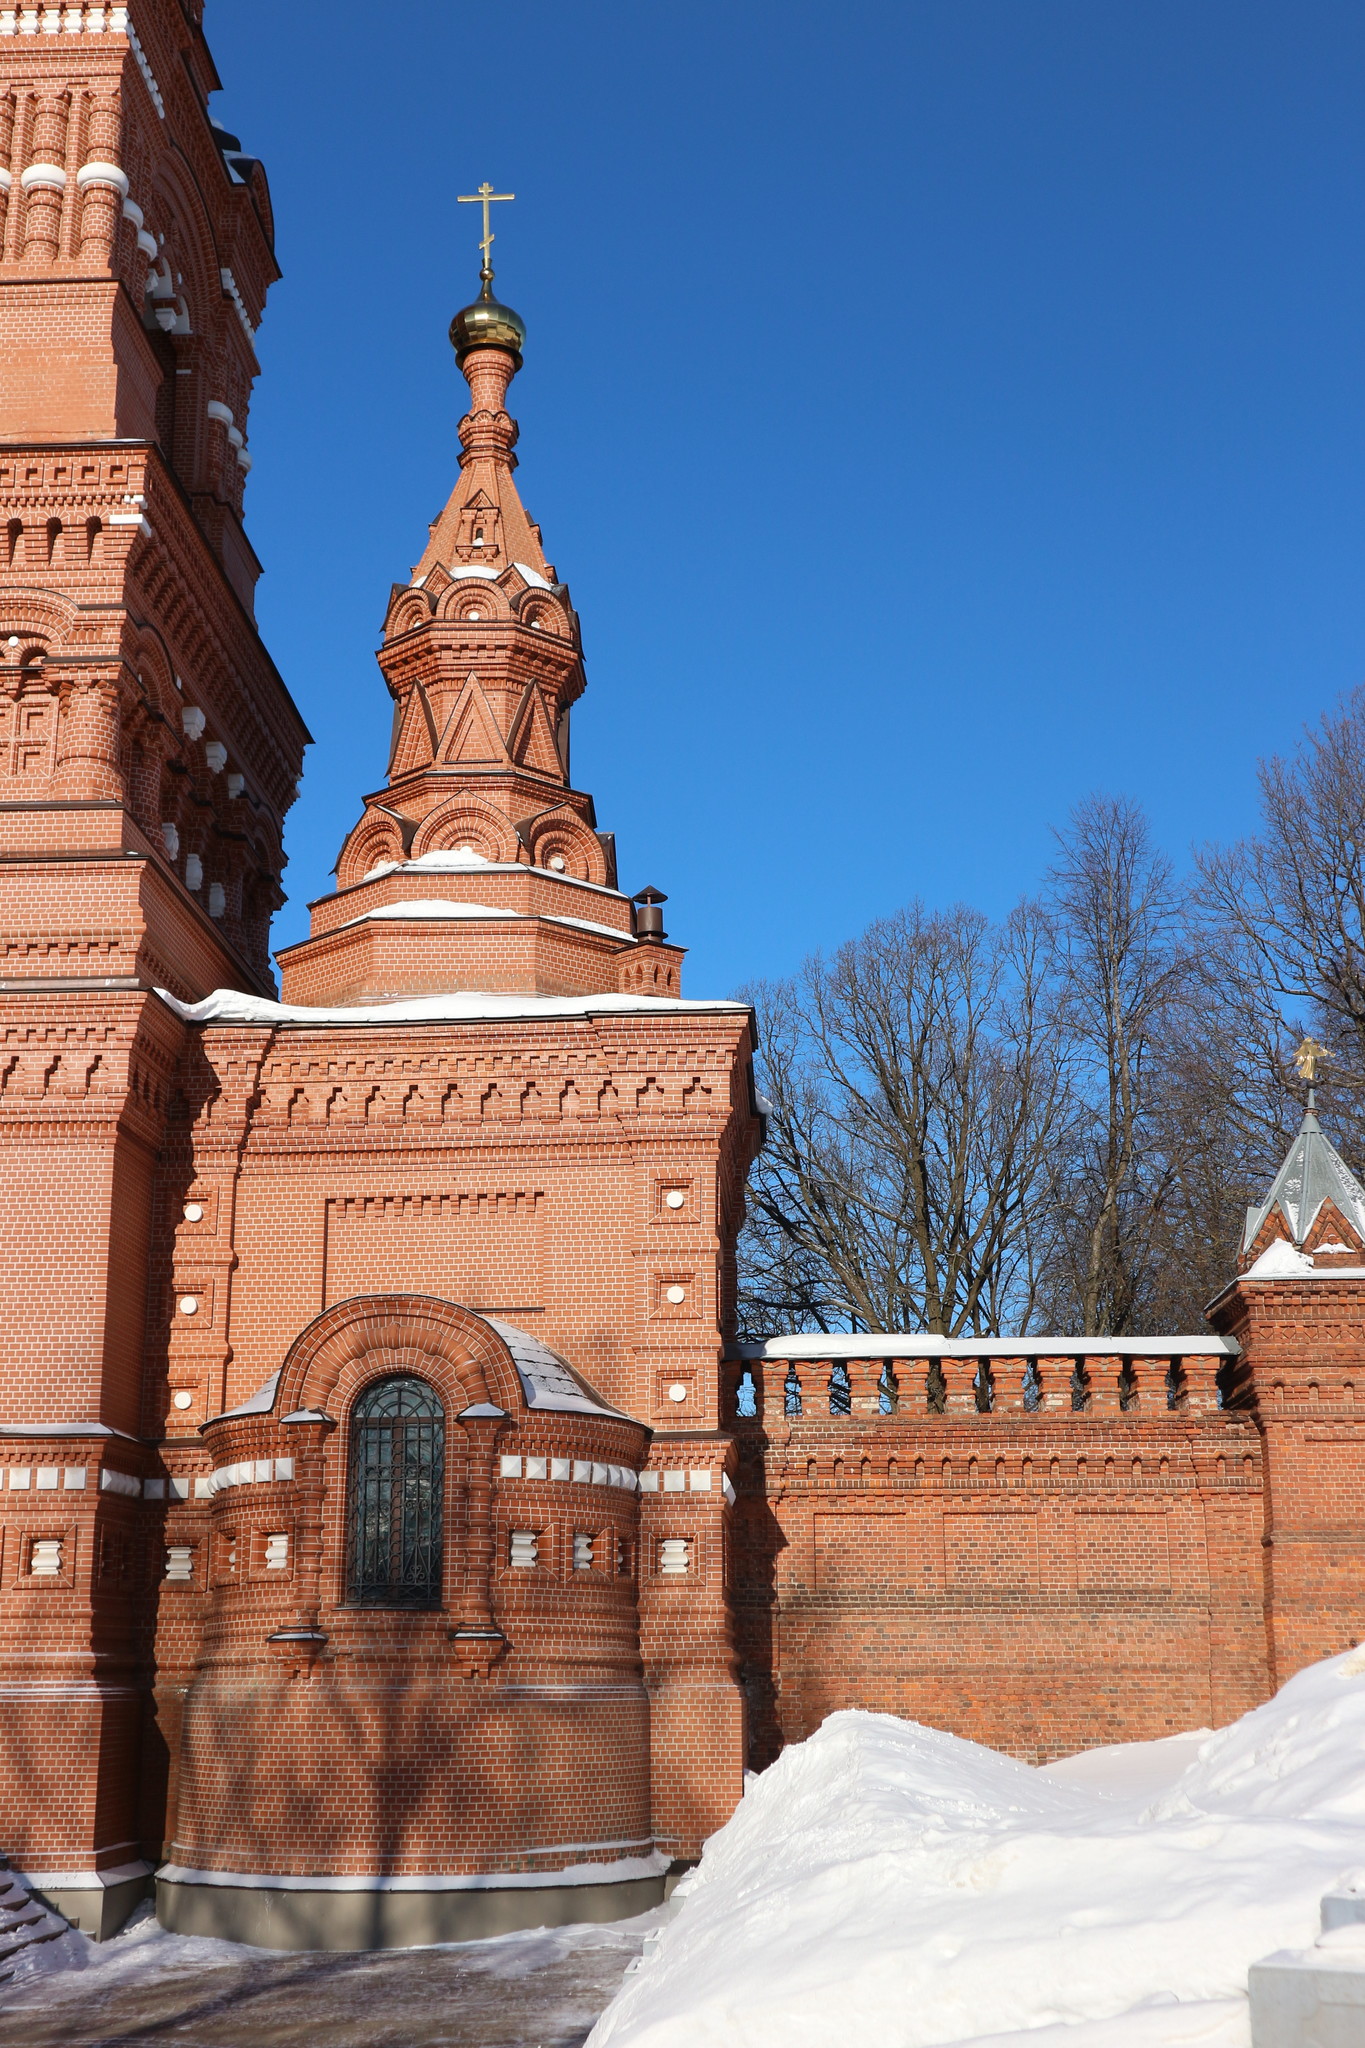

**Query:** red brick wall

left=726, top=1352, right=1269, bottom=1767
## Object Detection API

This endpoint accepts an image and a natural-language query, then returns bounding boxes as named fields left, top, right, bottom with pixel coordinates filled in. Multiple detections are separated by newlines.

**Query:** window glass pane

left=346, top=1375, right=444, bottom=1607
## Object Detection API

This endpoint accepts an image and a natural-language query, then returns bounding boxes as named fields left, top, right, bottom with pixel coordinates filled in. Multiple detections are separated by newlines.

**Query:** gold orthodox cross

left=458, top=182, right=515, bottom=273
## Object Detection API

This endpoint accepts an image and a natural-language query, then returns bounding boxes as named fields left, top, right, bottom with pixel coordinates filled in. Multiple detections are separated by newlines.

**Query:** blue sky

left=209, top=0, right=1365, bottom=997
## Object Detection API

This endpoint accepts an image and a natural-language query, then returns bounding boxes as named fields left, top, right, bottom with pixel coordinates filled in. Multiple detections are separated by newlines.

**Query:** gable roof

left=1242, top=1110, right=1365, bottom=1253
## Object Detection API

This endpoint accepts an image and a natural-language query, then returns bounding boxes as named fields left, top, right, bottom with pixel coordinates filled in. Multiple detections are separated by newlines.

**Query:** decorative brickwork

left=3, top=0, right=1365, bottom=1955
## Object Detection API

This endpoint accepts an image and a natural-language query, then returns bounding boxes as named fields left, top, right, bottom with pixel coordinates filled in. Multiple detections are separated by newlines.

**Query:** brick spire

left=278, top=277, right=685, bottom=1006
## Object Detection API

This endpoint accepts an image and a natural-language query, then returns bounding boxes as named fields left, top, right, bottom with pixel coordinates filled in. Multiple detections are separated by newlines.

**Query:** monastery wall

left=725, top=1347, right=1267, bottom=1766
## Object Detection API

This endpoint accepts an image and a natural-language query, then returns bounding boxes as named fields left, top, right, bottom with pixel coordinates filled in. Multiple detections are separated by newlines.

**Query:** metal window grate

left=346, top=1375, right=445, bottom=1608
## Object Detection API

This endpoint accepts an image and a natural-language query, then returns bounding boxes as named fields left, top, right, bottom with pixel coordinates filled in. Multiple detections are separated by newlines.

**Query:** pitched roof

left=1242, top=1111, right=1365, bottom=1253
left=484, top=1318, right=626, bottom=1417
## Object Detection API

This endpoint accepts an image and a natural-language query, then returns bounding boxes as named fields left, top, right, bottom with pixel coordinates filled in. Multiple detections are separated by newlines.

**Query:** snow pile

left=590, top=1649, right=1365, bottom=2048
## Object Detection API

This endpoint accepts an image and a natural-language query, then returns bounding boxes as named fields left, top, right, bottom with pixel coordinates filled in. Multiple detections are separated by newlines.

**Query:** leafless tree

left=1198, top=685, right=1365, bottom=1167
left=738, top=710, right=1365, bottom=1342
left=1040, top=795, right=1208, bottom=1334
left=738, top=899, right=1071, bottom=1339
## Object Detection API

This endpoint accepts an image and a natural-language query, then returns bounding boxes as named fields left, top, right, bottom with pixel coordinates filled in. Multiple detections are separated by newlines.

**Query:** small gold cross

left=457, top=181, right=515, bottom=273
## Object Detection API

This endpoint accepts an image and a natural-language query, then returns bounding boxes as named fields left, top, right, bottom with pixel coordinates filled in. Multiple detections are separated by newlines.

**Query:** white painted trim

left=20, top=162, right=66, bottom=190
left=76, top=160, right=128, bottom=194
left=156, top=1850, right=670, bottom=1892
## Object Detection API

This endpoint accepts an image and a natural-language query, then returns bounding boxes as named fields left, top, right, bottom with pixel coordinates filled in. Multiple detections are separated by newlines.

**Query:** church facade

left=2, top=0, right=1364, bottom=1953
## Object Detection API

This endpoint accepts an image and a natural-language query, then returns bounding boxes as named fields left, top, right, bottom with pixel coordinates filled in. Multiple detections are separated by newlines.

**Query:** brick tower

left=1209, top=1093, right=1365, bottom=1686
left=142, top=246, right=762, bottom=1944
left=0, top=1, right=305, bottom=1937
left=1, top=6, right=762, bottom=1941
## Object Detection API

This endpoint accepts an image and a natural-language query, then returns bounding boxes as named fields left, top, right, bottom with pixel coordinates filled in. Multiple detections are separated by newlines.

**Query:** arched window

left=346, top=1376, right=445, bottom=1608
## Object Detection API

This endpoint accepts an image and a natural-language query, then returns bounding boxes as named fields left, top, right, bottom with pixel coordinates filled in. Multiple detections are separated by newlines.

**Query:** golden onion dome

left=449, top=276, right=526, bottom=368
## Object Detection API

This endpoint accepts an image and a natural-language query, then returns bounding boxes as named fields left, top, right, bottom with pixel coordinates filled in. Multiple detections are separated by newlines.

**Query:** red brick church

left=1, top=0, right=1363, bottom=1952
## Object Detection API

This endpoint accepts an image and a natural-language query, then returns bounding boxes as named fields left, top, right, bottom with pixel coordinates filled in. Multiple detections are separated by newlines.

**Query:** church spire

left=275, top=231, right=686, bottom=1007
left=412, top=251, right=544, bottom=587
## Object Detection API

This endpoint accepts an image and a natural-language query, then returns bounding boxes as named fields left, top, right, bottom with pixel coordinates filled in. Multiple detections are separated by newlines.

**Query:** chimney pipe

left=632, top=885, right=668, bottom=942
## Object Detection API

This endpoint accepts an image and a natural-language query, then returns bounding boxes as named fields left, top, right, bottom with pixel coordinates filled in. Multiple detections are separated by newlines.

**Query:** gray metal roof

left=209, top=1319, right=625, bottom=1425
left=484, top=1318, right=625, bottom=1417
left=1242, top=1111, right=1365, bottom=1253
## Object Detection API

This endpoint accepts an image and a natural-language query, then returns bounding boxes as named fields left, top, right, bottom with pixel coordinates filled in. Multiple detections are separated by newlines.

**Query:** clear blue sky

left=209, top=0, right=1365, bottom=998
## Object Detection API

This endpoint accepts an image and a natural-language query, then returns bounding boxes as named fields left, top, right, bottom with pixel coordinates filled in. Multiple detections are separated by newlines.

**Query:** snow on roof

left=1242, top=1110, right=1365, bottom=1253
left=358, top=853, right=630, bottom=901
left=157, top=987, right=749, bottom=1029
left=734, top=1332, right=1238, bottom=1360
left=364, top=849, right=490, bottom=881
left=483, top=1317, right=626, bottom=1416
left=335, top=899, right=634, bottom=945
left=341, top=898, right=513, bottom=926
left=420, top=562, right=553, bottom=591
left=206, top=1322, right=622, bottom=1425
left=1243, top=1237, right=1365, bottom=1282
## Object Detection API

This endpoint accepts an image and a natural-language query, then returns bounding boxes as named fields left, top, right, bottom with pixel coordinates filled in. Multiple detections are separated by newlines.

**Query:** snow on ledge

left=1244, top=1238, right=1365, bottom=1280
left=336, top=898, right=636, bottom=944
left=734, top=1332, right=1240, bottom=1359
left=157, top=986, right=750, bottom=1029
left=358, top=851, right=630, bottom=900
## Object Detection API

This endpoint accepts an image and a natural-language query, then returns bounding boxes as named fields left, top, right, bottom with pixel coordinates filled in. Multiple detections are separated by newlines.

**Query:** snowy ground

left=7, top=1652, right=1365, bottom=2047
left=589, top=1648, right=1365, bottom=2048
left=0, top=1903, right=662, bottom=2047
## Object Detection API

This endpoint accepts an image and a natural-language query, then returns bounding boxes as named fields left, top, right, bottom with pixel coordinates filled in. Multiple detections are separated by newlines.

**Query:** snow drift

left=589, top=1648, right=1365, bottom=2048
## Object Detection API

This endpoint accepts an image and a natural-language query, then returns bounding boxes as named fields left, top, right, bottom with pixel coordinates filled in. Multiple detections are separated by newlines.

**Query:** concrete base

left=156, top=1869, right=673, bottom=1952
left=27, top=1864, right=153, bottom=1941
left=1249, top=1944, right=1365, bottom=2047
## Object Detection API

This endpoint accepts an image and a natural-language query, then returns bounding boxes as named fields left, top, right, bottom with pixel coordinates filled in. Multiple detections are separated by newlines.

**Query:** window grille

left=346, top=1375, right=445, bottom=1608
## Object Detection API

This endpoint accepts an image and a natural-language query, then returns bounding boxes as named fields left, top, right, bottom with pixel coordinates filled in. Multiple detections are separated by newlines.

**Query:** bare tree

left=738, top=899, right=1069, bottom=1338
left=1198, top=685, right=1365, bottom=1166
left=1041, top=795, right=1203, bottom=1334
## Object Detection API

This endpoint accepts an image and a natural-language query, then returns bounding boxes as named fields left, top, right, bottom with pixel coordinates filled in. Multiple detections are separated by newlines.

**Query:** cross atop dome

left=451, top=182, right=526, bottom=368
